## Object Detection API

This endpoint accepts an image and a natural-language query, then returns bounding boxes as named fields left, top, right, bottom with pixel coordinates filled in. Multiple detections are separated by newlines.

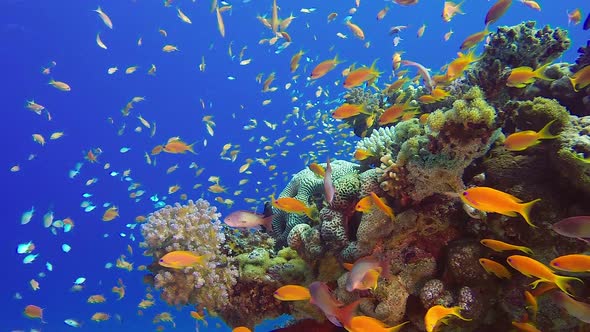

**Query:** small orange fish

left=567, top=9, right=582, bottom=25
left=512, top=321, right=541, bottom=332
left=479, top=258, right=511, bottom=279
left=480, top=239, right=533, bottom=255
left=376, top=7, right=389, bottom=20
left=273, top=285, right=311, bottom=301
left=353, top=149, right=374, bottom=161
left=459, top=27, right=489, bottom=50
left=216, top=6, right=225, bottom=37
left=271, top=196, right=318, bottom=220
left=310, top=55, right=343, bottom=80
left=163, top=138, right=195, bottom=154
left=424, top=305, right=471, bottom=332
left=379, top=99, right=415, bottom=125
left=416, top=23, right=426, bottom=38
left=369, top=192, right=394, bottom=220
left=460, top=187, right=540, bottom=227
left=332, top=103, right=369, bottom=119
left=347, top=316, right=409, bottom=332
left=442, top=1, right=465, bottom=22
left=24, top=305, right=45, bottom=322
left=504, top=120, right=558, bottom=151
left=506, top=62, right=551, bottom=88
left=343, top=60, right=381, bottom=89
left=568, top=64, right=590, bottom=92
left=506, top=255, right=583, bottom=296
left=308, top=162, right=326, bottom=177
left=355, top=196, right=374, bottom=213
left=102, top=206, right=119, bottom=221
left=549, top=254, right=590, bottom=273
left=290, top=50, right=305, bottom=73
left=91, top=312, right=110, bottom=322
left=159, top=251, right=206, bottom=269
left=232, top=327, right=252, bottom=332
left=485, top=0, right=512, bottom=25
left=345, top=20, right=365, bottom=40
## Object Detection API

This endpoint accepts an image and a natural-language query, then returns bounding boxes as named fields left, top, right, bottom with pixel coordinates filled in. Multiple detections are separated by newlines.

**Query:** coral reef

left=378, top=87, right=498, bottom=203
left=141, top=200, right=238, bottom=310
left=466, top=21, right=570, bottom=103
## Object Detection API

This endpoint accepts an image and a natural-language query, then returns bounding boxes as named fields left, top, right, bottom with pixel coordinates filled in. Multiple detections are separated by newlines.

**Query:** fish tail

left=518, top=198, right=541, bottom=228
left=537, top=119, right=559, bottom=140
left=554, top=275, right=584, bottom=296
left=520, top=246, right=534, bottom=256
left=452, top=306, right=472, bottom=321
left=568, top=76, right=579, bottom=92
left=188, top=142, right=196, bottom=154
left=534, top=62, right=552, bottom=81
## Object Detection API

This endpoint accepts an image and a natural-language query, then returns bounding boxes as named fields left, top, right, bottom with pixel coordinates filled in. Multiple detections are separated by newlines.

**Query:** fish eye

left=462, top=192, right=468, bottom=196
left=159, top=259, right=163, bottom=262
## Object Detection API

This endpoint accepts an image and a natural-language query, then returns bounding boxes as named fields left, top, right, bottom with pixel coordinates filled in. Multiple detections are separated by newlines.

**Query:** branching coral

left=140, top=200, right=238, bottom=312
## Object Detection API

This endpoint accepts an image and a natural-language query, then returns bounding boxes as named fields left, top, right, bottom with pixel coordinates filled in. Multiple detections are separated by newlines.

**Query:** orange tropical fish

left=49, top=79, right=71, bottom=91
left=163, top=138, right=195, bottom=154
left=274, top=285, right=311, bottom=301
left=347, top=316, right=408, bottom=332
left=424, top=305, right=470, bottom=332
left=568, top=65, right=590, bottom=92
left=272, top=196, right=318, bottom=220
left=233, top=327, right=252, bottom=332
left=332, top=103, right=369, bottom=119
left=310, top=55, right=343, bottom=79
left=290, top=50, right=305, bottom=73
left=480, top=239, right=533, bottom=255
left=354, top=149, right=374, bottom=161
left=459, top=27, right=489, bottom=50
left=506, top=255, right=583, bottom=296
left=445, top=50, right=479, bottom=81
left=520, top=0, right=540, bottom=11
left=511, top=321, right=541, bottom=332
left=485, top=0, right=512, bottom=25
left=567, top=9, right=582, bottom=25
left=158, top=251, right=206, bottom=269
left=102, top=206, right=119, bottom=221
left=376, top=7, right=389, bottom=20
left=442, top=1, right=465, bottom=22
left=355, top=196, right=374, bottom=213
left=88, top=294, right=106, bottom=303
left=343, top=60, right=381, bottom=89
left=416, top=23, right=426, bottom=37
left=24, top=305, right=45, bottom=322
left=479, top=258, right=511, bottom=279
left=345, top=20, right=365, bottom=40
left=460, top=187, right=540, bottom=227
left=550, top=254, right=590, bottom=273
left=308, top=162, right=326, bottom=177
left=379, top=99, right=415, bottom=125
left=506, top=62, right=551, bottom=88
left=91, top=312, right=110, bottom=322
left=504, top=120, right=558, bottom=151
left=369, top=192, right=394, bottom=220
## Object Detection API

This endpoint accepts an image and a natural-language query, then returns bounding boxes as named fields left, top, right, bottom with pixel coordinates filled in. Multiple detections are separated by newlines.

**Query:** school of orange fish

left=13, top=0, right=590, bottom=331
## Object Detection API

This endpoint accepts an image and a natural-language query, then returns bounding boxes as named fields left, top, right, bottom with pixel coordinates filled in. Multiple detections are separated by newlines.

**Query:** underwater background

left=2, top=0, right=589, bottom=331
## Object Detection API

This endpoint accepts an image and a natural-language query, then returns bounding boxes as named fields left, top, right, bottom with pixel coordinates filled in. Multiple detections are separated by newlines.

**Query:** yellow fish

left=158, top=251, right=206, bottom=269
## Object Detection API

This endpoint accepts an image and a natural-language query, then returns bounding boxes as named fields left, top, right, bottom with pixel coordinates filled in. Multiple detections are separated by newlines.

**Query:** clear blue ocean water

left=1, top=0, right=587, bottom=331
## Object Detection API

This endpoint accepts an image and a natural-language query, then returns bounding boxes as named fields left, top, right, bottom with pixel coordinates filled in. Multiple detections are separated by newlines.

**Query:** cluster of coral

left=140, top=21, right=590, bottom=331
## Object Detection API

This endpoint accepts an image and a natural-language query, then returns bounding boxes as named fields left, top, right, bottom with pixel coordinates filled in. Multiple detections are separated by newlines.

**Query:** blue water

left=2, top=0, right=587, bottom=331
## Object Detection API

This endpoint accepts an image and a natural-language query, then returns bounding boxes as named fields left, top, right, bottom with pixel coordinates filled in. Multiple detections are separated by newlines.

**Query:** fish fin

left=534, top=62, right=552, bottom=81
left=537, top=119, right=559, bottom=140
left=335, top=300, right=361, bottom=327
left=188, top=142, right=197, bottom=154
left=519, top=198, right=541, bottom=228
left=568, top=76, right=579, bottom=92
left=554, top=275, right=584, bottom=296
left=342, top=263, right=354, bottom=271
left=261, top=215, right=274, bottom=233
left=498, top=210, right=518, bottom=217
